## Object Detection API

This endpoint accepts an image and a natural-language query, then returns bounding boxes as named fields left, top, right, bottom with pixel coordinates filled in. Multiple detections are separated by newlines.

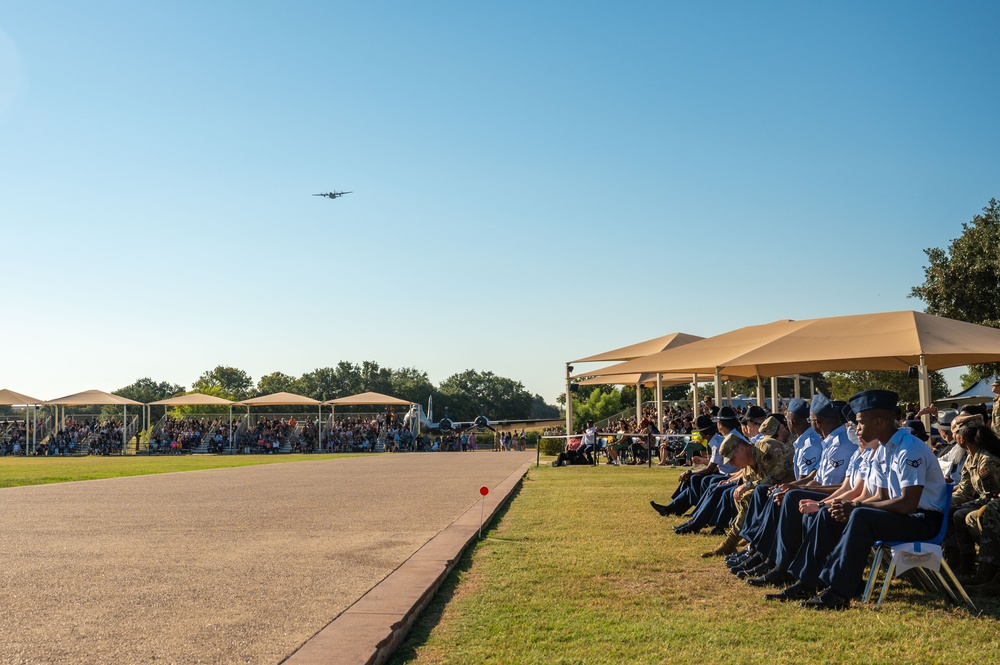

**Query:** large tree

left=255, top=371, right=298, bottom=397
left=911, top=198, right=1000, bottom=382
left=192, top=366, right=253, bottom=401
left=437, top=370, right=534, bottom=421
left=113, top=377, right=186, bottom=420
left=825, top=370, right=949, bottom=404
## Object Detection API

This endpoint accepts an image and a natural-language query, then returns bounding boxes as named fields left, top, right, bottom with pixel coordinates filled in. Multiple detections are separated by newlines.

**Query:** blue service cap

left=848, top=389, right=899, bottom=415
left=809, top=394, right=840, bottom=420
left=787, top=398, right=810, bottom=420
left=841, top=402, right=856, bottom=424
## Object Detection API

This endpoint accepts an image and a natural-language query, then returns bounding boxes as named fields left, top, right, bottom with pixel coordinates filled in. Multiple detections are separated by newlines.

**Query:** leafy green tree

left=193, top=366, right=253, bottom=401
left=359, top=361, right=393, bottom=394
left=296, top=367, right=341, bottom=401
left=112, top=377, right=185, bottom=421
left=438, top=370, right=534, bottom=421
left=389, top=367, right=435, bottom=405
left=911, top=198, right=1000, bottom=382
left=255, top=371, right=298, bottom=397
left=572, top=388, right=622, bottom=431
left=529, top=394, right=560, bottom=419
left=114, top=377, right=185, bottom=404
left=825, top=370, right=949, bottom=404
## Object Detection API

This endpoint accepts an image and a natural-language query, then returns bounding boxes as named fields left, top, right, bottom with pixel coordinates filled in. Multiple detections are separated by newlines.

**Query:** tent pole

left=655, top=374, right=663, bottom=431
left=565, top=363, right=573, bottom=434
left=770, top=376, right=779, bottom=413
left=318, top=404, right=322, bottom=452
left=918, top=355, right=932, bottom=432
left=692, top=374, right=699, bottom=415
left=229, top=406, right=233, bottom=453
left=714, top=367, right=723, bottom=408
left=122, top=404, right=127, bottom=455
left=635, top=383, right=642, bottom=423
left=756, top=376, right=763, bottom=407
left=793, top=374, right=802, bottom=399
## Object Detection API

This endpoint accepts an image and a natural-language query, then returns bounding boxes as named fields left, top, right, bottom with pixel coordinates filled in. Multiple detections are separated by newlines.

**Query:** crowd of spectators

left=149, top=416, right=233, bottom=454
left=0, top=420, right=29, bottom=456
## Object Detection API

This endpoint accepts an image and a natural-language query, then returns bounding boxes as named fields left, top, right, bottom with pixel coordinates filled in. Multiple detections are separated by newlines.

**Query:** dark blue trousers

left=773, top=489, right=829, bottom=570
left=687, top=482, right=736, bottom=530
left=668, top=473, right=725, bottom=514
left=740, top=485, right=773, bottom=544
left=817, top=507, right=943, bottom=598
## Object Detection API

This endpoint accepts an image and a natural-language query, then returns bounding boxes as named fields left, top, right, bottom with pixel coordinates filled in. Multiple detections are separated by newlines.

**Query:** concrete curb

left=284, top=458, right=534, bottom=664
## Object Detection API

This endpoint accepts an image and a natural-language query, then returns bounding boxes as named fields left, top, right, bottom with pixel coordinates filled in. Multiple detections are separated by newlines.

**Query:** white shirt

left=709, top=431, right=742, bottom=474
left=816, top=425, right=854, bottom=486
left=872, top=428, right=949, bottom=512
left=793, top=427, right=824, bottom=480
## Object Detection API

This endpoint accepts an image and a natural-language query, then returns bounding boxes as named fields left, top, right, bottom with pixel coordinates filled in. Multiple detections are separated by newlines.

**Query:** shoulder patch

left=905, top=458, right=922, bottom=468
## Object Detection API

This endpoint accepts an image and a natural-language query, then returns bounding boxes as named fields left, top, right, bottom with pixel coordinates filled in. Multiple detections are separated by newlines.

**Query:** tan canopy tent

left=675, top=311, right=1000, bottom=417
left=149, top=393, right=238, bottom=451
left=0, top=389, right=45, bottom=454
left=324, top=391, right=413, bottom=432
left=237, top=392, right=324, bottom=449
left=44, top=389, right=144, bottom=455
left=568, top=331, right=704, bottom=431
left=325, top=391, right=412, bottom=406
left=149, top=393, right=236, bottom=407
left=0, top=388, right=44, bottom=405
left=570, top=332, right=704, bottom=364
left=584, top=311, right=1000, bottom=423
left=237, top=391, right=321, bottom=407
left=573, top=320, right=814, bottom=417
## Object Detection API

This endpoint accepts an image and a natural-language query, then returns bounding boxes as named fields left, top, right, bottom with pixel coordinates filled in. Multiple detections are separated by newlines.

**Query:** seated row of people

left=650, top=390, right=999, bottom=609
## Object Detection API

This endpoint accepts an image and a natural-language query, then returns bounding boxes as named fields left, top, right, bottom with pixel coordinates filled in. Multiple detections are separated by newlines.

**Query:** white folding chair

left=862, top=485, right=976, bottom=611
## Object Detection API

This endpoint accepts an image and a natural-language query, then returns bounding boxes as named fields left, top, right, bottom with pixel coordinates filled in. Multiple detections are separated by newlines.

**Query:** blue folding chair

left=862, top=484, right=975, bottom=610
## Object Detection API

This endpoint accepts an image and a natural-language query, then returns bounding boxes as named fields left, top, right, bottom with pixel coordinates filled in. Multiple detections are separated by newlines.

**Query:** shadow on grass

left=388, top=482, right=525, bottom=664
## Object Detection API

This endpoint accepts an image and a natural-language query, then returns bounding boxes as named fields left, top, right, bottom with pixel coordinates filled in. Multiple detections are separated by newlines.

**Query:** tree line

left=106, top=362, right=559, bottom=422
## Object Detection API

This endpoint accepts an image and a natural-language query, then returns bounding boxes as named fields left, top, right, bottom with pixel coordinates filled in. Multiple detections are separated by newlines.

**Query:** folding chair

left=862, top=484, right=976, bottom=610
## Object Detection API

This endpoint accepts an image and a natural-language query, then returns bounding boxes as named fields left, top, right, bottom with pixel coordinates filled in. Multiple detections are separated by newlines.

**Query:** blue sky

left=1, top=1, right=998, bottom=403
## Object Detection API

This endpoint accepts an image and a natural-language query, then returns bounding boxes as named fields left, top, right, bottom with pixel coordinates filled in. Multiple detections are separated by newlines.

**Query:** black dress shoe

left=763, top=581, right=815, bottom=602
left=725, top=548, right=752, bottom=565
left=800, top=588, right=850, bottom=610
left=738, top=561, right=774, bottom=580
left=747, top=567, right=793, bottom=587
left=729, top=553, right=764, bottom=573
left=650, top=500, right=671, bottom=516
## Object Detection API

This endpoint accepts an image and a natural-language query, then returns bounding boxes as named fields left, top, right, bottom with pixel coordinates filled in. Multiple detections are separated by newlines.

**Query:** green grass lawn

left=0, top=453, right=367, bottom=488
left=392, top=463, right=1000, bottom=665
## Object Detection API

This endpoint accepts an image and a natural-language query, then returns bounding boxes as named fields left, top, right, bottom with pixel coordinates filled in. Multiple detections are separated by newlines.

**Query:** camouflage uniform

left=993, top=397, right=1000, bottom=438
left=967, top=498, right=1000, bottom=565
left=728, top=436, right=795, bottom=536
left=949, top=450, right=1000, bottom=560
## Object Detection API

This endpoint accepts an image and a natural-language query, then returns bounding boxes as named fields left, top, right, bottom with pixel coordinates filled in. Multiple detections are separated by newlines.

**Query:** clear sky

left=2, top=1, right=998, bottom=403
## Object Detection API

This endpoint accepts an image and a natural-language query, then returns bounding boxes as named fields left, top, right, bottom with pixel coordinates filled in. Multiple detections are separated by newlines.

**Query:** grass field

left=0, top=453, right=365, bottom=488
left=392, top=463, right=1000, bottom=665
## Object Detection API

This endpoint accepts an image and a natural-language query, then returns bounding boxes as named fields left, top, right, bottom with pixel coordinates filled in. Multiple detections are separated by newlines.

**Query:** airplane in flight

left=402, top=397, right=562, bottom=435
left=313, top=191, right=352, bottom=199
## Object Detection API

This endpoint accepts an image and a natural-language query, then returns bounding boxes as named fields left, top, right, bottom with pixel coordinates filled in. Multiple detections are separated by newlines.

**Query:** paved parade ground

left=0, top=452, right=534, bottom=664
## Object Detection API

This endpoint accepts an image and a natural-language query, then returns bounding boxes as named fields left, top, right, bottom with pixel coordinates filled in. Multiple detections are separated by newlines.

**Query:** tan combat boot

left=701, top=532, right=742, bottom=558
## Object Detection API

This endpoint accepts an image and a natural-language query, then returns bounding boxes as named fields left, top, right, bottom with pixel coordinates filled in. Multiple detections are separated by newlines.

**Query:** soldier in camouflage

left=702, top=426, right=795, bottom=558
